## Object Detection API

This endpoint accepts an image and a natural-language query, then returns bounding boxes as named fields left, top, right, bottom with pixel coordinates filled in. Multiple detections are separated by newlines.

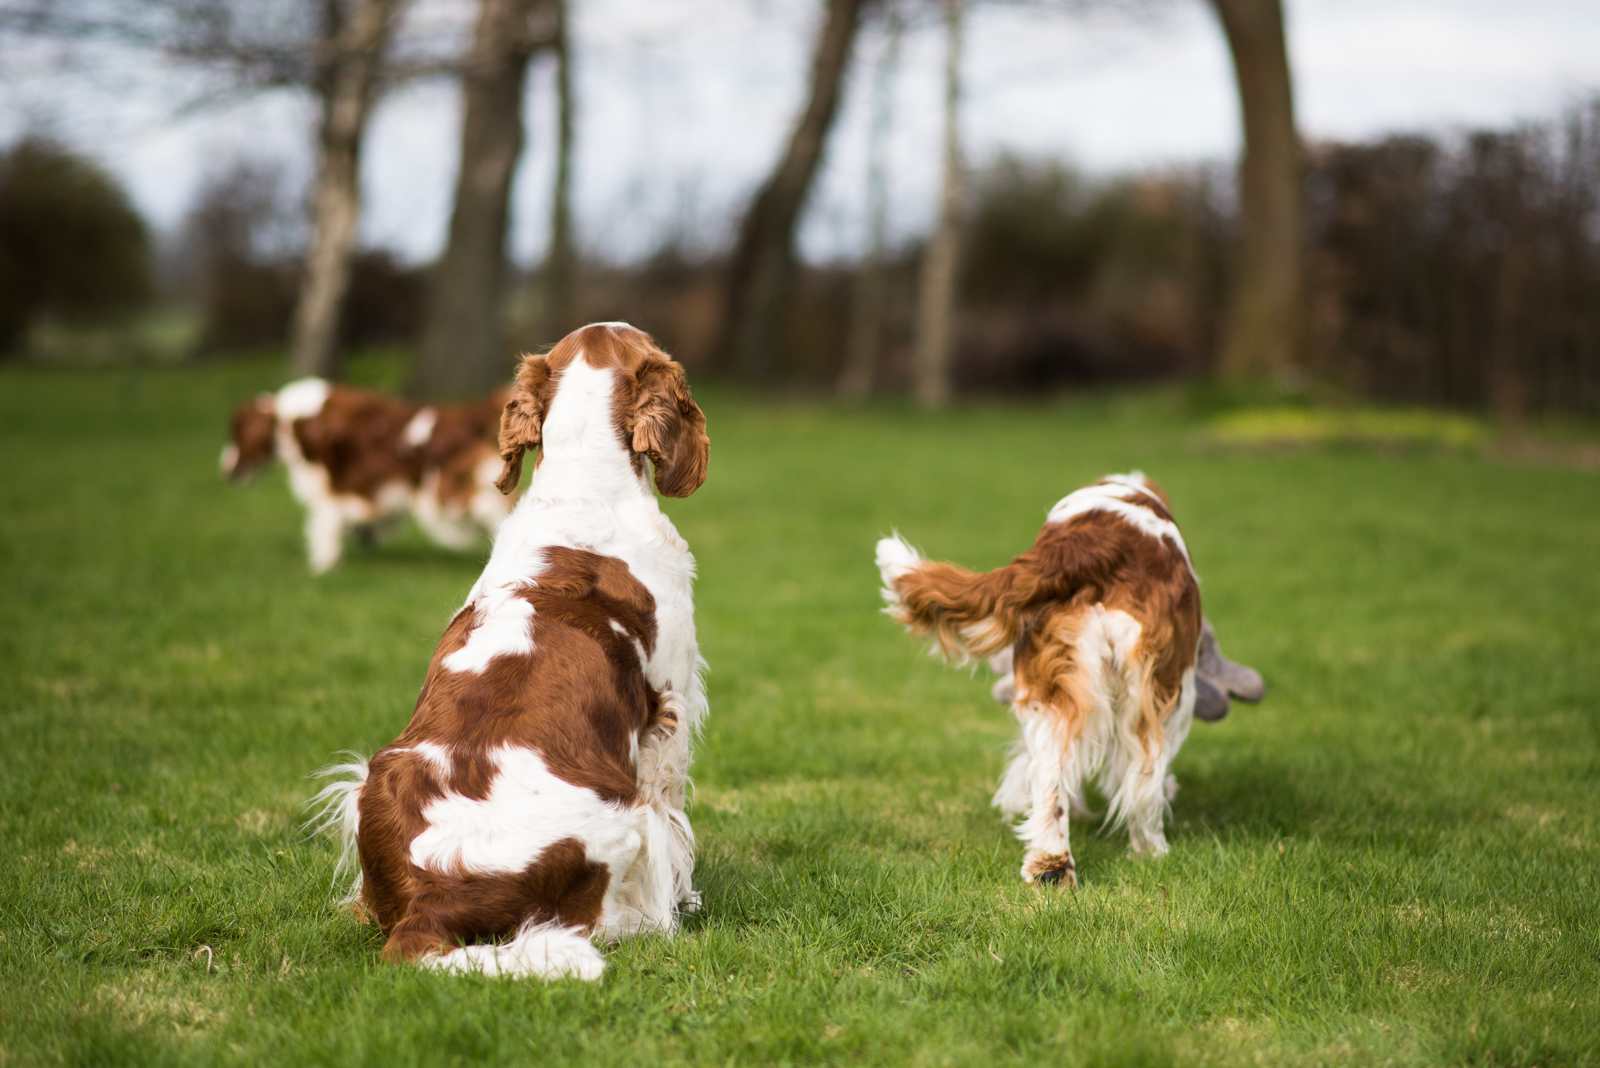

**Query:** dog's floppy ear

left=629, top=356, right=708, bottom=498
left=496, top=354, right=554, bottom=494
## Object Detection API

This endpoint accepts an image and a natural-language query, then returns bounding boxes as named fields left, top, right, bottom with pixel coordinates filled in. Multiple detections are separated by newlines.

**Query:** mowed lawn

left=1, top=359, right=1596, bottom=1067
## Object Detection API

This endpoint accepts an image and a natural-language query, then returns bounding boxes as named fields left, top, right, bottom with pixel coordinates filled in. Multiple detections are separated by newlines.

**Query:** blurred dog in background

left=222, top=379, right=511, bottom=572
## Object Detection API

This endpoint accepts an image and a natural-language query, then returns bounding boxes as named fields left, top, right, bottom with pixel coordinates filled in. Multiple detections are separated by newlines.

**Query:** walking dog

left=877, top=473, right=1241, bottom=887
left=222, top=380, right=511, bottom=572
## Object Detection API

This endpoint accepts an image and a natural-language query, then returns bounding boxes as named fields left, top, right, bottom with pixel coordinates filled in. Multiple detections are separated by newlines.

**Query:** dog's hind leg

left=603, top=690, right=697, bottom=937
left=1015, top=712, right=1079, bottom=887
left=1010, top=608, right=1107, bottom=886
left=1102, top=662, right=1195, bottom=858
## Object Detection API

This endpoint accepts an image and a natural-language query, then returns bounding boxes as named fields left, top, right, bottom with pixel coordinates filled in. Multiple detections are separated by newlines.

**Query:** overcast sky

left=4, top=0, right=1599, bottom=264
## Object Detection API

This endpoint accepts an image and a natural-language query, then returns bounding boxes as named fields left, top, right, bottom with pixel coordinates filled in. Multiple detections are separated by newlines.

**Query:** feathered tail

left=303, top=753, right=368, bottom=905
left=876, top=533, right=1043, bottom=665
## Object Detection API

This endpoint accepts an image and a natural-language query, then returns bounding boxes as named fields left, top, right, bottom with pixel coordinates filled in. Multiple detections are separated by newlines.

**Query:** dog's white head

left=495, top=323, right=709, bottom=499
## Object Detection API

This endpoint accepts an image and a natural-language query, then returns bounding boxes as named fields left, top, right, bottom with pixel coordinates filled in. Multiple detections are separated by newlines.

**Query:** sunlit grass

left=1, top=359, right=1596, bottom=1066
left=1207, top=405, right=1489, bottom=450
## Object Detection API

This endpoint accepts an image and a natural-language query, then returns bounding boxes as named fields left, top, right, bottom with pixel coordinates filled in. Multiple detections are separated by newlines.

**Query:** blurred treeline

left=4, top=100, right=1600, bottom=419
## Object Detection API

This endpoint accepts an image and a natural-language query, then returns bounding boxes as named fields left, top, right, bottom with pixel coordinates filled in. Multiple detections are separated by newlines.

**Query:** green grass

left=1, top=360, right=1596, bottom=1066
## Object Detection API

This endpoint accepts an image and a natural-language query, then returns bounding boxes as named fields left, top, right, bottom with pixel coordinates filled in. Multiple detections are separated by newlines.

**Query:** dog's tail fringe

left=304, top=753, right=368, bottom=905
left=876, top=533, right=1041, bottom=665
left=421, top=919, right=606, bottom=981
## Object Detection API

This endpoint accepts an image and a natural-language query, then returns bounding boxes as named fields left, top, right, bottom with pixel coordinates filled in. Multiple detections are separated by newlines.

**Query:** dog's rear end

left=877, top=473, right=1200, bottom=885
left=403, top=389, right=515, bottom=548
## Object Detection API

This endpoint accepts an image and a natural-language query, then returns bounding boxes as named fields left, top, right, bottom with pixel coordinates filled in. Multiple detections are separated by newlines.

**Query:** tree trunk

left=913, top=0, right=964, bottom=408
left=715, top=0, right=870, bottom=382
left=538, top=0, right=575, bottom=343
left=410, top=0, right=548, bottom=400
left=287, top=0, right=401, bottom=381
left=1210, top=0, right=1303, bottom=381
left=837, top=4, right=902, bottom=401
left=1491, top=243, right=1529, bottom=436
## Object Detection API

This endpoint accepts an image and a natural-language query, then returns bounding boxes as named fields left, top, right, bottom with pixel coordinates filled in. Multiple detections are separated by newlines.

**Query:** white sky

left=3, top=0, right=1599, bottom=264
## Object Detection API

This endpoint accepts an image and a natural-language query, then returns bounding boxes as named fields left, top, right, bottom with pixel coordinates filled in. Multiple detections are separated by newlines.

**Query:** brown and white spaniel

left=878, top=473, right=1214, bottom=887
left=222, top=380, right=511, bottom=572
left=309, top=323, right=710, bottom=980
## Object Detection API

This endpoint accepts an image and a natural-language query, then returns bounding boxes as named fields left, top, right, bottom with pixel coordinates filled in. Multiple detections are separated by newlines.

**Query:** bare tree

left=913, top=0, right=964, bottom=407
left=410, top=0, right=554, bottom=400
left=837, top=2, right=904, bottom=400
left=536, top=0, right=575, bottom=343
left=1209, top=0, right=1302, bottom=380
left=715, top=0, right=874, bottom=382
left=287, top=0, right=403, bottom=380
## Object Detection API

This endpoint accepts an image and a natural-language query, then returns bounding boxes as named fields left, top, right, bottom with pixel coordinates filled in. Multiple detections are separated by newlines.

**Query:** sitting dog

left=222, top=379, right=511, bottom=572
left=877, top=472, right=1222, bottom=887
left=309, top=324, right=710, bottom=980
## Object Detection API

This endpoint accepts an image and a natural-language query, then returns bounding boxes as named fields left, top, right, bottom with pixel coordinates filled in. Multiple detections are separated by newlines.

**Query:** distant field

left=1, top=359, right=1596, bottom=1066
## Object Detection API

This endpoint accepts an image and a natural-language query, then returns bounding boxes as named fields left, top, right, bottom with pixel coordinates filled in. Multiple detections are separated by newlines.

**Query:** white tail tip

left=875, top=532, right=922, bottom=593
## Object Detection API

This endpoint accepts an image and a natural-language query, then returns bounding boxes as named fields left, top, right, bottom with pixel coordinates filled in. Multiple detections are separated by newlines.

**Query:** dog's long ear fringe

left=630, top=357, right=708, bottom=498
left=497, top=354, right=554, bottom=493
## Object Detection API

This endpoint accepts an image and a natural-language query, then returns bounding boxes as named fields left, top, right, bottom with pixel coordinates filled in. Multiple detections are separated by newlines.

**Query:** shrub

left=180, top=159, right=300, bottom=354
left=955, top=158, right=1227, bottom=390
left=0, top=137, right=152, bottom=355
left=179, top=160, right=425, bottom=356
left=342, top=250, right=426, bottom=348
left=1305, top=101, right=1600, bottom=419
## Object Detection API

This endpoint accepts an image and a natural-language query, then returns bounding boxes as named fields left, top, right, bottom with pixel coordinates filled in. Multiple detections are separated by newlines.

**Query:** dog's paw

left=1022, top=851, right=1077, bottom=888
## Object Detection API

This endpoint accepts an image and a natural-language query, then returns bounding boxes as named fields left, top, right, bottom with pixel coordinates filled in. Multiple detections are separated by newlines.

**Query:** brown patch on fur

left=432, top=440, right=499, bottom=510
left=356, top=547, right=661, bottom=954
left=496, top=324, right=709, bottom=497
left=425, top=389, right=508, bottom=508
left=291, top=386, right=424, bottom=498
left=420, top=388, right=508, bottom=467
left=224, top=395, right=278, bottom=481
left=379, top=839, right=611, bottom=962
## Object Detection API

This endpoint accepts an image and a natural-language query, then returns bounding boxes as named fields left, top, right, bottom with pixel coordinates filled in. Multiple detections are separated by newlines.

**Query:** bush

left=181, top=160, right=423, bottom=355
left=954, top=158, right=1227, bottom=390
left=181, top=159, right=301, bottom=354
left=1305, top=101, right=1600, bottom=419
left=342, top=250, right=426, bottom=348
left=0, top=138, right=152, bottom=355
